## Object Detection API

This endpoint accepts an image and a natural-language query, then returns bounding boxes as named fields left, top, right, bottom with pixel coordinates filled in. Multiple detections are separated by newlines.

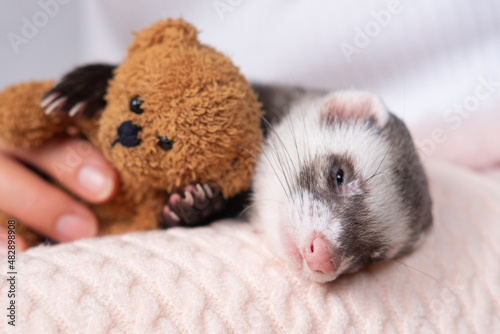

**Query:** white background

left=1, top=0, right=499, bottom=128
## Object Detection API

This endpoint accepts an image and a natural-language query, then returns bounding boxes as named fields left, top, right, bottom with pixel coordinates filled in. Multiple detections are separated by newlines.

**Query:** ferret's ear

left=128, top=18, right=198, bottom=54
left=321, top=90, right=390, bottom=128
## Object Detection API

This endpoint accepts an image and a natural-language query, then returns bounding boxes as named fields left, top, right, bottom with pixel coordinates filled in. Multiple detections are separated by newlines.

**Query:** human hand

left=0, top=137, right=118, bottom=251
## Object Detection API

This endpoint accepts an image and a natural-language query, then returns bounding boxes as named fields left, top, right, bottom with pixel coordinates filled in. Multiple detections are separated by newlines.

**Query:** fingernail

left=56, top=214, right=97, bottom=242
left=78, top=166, right=114, bottom=201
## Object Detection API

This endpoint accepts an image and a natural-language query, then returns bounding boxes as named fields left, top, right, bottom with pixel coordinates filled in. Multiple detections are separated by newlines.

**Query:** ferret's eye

left=129, top=96, right=144, bottom=114
left=336, top=169, right=344, bottom=186
left=157, top=136, right=174, bottom=151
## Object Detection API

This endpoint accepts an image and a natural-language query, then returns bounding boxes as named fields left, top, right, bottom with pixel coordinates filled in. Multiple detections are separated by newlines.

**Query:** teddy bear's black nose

left=112, top=120, right=142, bottom=148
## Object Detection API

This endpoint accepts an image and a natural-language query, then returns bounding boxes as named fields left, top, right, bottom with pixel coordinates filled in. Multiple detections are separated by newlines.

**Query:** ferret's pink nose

left=304, top=236, right=335, bottom=274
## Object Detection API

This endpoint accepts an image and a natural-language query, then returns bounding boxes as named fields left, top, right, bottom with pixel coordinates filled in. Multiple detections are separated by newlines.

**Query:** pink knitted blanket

left=1, top=161, right=499, bottom=333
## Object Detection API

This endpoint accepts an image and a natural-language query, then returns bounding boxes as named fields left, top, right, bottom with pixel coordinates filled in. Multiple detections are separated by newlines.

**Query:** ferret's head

left=252, top=90, right=432, bottom=283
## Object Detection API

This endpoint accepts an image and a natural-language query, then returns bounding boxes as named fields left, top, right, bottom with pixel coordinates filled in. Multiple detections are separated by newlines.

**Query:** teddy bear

left=0, top=18, right=263, bottom=247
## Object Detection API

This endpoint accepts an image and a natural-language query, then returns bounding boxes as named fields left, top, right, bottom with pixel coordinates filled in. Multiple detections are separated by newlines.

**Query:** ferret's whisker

left=239, top=203, right=258, bottom=216
left=365, top=140, right=394, bottom=183
left=365, top=165, right=393, bottom=183
left=269, top=137, right=293, bottom=201
left=391, top=259, right=458, bottom=299
left=284, top=109, right=301, bottom=179
left=287, top=110, right=303, bottom=201
left=262, top=116, right=298, bottom=202
left=249, top=198, right=283, bottom=204
left=298, top=104, right=311, bottom=215
left=260, top=141, right=290, bottom=199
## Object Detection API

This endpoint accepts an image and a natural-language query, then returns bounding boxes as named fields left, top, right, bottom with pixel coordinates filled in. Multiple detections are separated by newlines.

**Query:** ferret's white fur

left=251, top=90, right=412, bottom=282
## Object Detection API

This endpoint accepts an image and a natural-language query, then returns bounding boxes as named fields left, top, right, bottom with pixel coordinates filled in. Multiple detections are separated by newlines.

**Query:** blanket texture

left=1, top=161, right=499, bottom=333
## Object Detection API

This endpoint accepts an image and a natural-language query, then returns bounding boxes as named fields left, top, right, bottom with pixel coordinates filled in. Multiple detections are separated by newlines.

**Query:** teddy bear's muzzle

left=112, top=120, right=142, bottom=148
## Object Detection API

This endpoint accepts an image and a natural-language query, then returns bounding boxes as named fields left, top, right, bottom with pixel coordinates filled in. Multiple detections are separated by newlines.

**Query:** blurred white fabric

left=1, top=160, right=500, bottom=333
left=1, top=0, right=499, bottom=127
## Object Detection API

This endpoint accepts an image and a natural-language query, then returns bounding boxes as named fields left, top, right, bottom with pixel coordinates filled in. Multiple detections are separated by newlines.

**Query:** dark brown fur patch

left=43, top=64, right=116, bottom=118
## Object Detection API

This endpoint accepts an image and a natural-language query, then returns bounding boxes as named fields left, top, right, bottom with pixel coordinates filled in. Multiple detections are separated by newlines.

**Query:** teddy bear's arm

left=0, top=81, right=73, bottom=148
left=162, top=183, right=250, bottom=227
left=42, top=64, right=116, bottom=119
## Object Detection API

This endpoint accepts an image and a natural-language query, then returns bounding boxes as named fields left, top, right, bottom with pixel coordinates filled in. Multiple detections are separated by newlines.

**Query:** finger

left=0, top=137, right=118, bottom=204
left=0, top=154, right=98, bottom=242
left=0, top=227, right=27, bottom=256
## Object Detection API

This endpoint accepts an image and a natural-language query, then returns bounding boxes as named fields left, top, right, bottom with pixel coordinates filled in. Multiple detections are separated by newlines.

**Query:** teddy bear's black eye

left=157, top=136, right=174, bottom=151
left=129, top=96, right=144, bottom=114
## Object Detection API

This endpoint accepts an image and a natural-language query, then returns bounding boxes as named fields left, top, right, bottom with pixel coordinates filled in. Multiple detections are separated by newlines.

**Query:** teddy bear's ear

left=128, top=18, right=198, bottom=54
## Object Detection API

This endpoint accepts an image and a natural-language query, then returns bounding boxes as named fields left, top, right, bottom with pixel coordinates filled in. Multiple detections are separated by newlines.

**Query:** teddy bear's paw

left=162, top=183, right=226, bottom=227
left=41, top=64, right=116, bottom=118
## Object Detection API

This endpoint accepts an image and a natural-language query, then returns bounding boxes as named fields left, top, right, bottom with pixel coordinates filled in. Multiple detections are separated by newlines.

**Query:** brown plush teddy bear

left=0, top=18, right=262, bottom=246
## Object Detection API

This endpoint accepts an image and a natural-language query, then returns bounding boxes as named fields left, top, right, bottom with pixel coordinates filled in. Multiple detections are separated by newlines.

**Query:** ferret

left=39, top=66, right=433, bottom=283
left=250, top=85, right=433, bottom=283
